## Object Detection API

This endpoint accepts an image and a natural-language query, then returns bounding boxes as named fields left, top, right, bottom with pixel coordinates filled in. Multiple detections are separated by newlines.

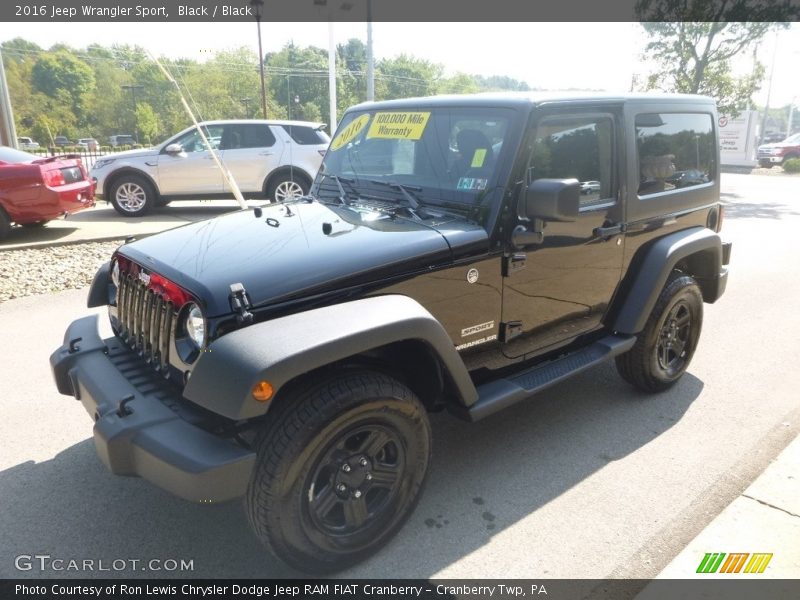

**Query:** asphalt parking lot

left=0, top=198, right=269, bottom=250
left=0, top=173, right=798, bottom=582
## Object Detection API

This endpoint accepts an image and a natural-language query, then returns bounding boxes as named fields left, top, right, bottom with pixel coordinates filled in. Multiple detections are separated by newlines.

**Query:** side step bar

left=463, top=335, right=636, bottom=422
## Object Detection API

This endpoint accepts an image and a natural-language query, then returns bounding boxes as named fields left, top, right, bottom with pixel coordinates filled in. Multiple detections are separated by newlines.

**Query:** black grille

left=116, top=273, right=173, bottom=374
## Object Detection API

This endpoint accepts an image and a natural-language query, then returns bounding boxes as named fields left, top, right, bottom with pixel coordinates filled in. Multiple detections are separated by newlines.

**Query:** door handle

left=594, top=222, right=624, bottom=238
left=259, top=151, right=274, bottom=156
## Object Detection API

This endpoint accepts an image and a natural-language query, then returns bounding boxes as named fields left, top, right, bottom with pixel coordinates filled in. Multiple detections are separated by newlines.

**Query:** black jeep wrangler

left=51, top=93, right=731, bottom=572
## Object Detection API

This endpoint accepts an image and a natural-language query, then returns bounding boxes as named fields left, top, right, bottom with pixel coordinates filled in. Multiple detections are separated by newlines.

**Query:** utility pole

left=121, top=84, right=143, bottom=143
left=328, top=21, right=337, bottom=129
left=758, top=32, right=779, bottom=144
left=366, top=0, right=374, bottom=101
left=0, top=48, right=18, bottom=147
left=250, top=0, right=268, bottom=119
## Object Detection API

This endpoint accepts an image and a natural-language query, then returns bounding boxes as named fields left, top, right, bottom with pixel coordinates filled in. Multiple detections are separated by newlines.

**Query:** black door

left=501, top=109, right=625, bottom=359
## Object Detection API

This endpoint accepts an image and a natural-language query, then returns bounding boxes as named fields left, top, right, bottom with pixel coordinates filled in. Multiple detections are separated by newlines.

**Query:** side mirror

left=521, top=178, right=581, bottom=222
left=165, top=143, right=183, bottom=155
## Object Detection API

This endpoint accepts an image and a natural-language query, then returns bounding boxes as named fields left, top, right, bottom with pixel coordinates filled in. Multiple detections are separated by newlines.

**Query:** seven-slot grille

left=116, top=272, right=174, bottom=374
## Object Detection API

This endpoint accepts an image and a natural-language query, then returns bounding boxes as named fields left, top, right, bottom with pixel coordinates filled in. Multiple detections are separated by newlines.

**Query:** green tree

left=135, top=103, right=159, bottom=145
left=31, top=50, right=95, bottom=118
left=636, top=1, right=798, bottom=116
left=376, top=55, right=442, bottom=100
left=437, top=73, right=480, bottom=95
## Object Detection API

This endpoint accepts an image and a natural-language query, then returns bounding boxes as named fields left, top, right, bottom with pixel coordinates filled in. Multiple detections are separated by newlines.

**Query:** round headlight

left=111, top=261, right=120, bottom=287
left=184, top=303, right=206, bottom=348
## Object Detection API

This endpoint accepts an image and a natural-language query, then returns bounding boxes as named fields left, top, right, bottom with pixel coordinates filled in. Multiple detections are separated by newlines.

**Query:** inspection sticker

left=330, top=114, right=371, bottom=151
left=457, top=177, right=488, bottom=191
left=470, top=148, right=487, bottom=168
left=366, top=112, right=431, bottom=140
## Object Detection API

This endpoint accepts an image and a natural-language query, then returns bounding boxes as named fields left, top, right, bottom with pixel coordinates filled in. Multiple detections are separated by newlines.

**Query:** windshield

left=315, top=107, right=514, bottom=206
left=0, top=146, right=37, bottom=163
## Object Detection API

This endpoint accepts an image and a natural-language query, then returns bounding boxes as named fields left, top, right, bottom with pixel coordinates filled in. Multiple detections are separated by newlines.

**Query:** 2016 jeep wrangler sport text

left=51, top=93, right=731, bottom=572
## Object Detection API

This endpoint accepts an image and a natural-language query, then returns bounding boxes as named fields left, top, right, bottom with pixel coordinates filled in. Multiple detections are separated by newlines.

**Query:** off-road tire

left=109, top=175, right=156, bottom=217
left=616, top=272, right=703, bottom=393
left=245, top=370, right=432, bottom=573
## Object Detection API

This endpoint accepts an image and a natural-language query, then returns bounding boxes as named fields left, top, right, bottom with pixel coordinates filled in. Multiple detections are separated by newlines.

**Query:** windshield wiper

left=368, top=180, right=423, bottom=210
left=319, top=173, right=357, bottom=205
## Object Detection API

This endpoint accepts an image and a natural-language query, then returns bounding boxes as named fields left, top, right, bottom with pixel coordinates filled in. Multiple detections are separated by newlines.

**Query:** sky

left=1, top=21, right=798, bottom=108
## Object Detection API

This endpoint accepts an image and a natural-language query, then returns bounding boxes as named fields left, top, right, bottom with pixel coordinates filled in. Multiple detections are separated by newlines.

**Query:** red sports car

left=0, top=146, right=95, bottom=240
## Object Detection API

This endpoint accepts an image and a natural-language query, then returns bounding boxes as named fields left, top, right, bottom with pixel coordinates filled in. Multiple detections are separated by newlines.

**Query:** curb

left=0, top=232, right=158, bottom=252
left=649, top=433, right=800, bottom=581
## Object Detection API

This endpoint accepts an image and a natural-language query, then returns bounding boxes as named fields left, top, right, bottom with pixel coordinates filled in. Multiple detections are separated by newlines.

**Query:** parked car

left=0, top=146, right=95, bottom=239
left=91, top=120, right=329, bottom=216
left=761, top=131, right=786, bottom=144
left=665, top=169, right=709, bottom=188
left=53, top=93, right=730, bottom=573
left=17, top=137, right=40, bottom=151
left=757, top=132, right=800, bottom=168
left=580, top=180, right=601, bottom=194
left=53, top=136, right=72, bottom=147
left=109, top=134, right=136, bottom=147
left=77, top=138, right=99, bottom=151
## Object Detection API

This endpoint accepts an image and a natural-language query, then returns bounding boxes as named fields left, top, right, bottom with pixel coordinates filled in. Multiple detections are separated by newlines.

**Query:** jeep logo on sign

left=466, top=268, right=479, bottom=284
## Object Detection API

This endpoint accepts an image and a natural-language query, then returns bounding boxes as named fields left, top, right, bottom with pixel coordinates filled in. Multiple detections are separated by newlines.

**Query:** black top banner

left=2, top=0, right=799, bottom=23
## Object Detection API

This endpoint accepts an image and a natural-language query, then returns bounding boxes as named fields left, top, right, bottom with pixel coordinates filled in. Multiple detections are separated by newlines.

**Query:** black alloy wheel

left=246, top=370, right=431, bottom=573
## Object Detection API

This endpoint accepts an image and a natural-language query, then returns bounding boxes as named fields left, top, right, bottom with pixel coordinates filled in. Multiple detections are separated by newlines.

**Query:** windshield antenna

left=148, top=51, right=248, bottom=211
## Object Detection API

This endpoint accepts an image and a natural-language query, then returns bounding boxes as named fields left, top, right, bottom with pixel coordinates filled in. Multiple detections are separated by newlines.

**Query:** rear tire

left=245, top=370, right=431, bottom=573
left=616, top=272, right=703, bottom=393
left=266, top=174, right=309, bottom=202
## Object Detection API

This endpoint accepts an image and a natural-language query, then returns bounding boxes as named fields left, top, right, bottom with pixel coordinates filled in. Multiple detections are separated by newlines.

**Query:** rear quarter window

left=282, top=125, right=329, bottom=145
left=635, top=113, right=715, bottom=196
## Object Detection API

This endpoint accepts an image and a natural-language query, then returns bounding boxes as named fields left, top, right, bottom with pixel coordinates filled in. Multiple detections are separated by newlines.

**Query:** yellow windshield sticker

left=366, top=112, right=431, bottom=140
left=330, top=114, right=371, bottom=151
left=471, top=148, right=487, bottom=168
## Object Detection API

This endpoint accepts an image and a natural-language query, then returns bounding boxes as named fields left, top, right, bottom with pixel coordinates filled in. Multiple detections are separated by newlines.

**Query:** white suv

left=91, top=120, right=329, bottom=216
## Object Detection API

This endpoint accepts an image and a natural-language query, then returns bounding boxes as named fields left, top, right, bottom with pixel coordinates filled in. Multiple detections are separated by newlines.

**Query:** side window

left=281, top=125, right=329, bottom=145
left=175, top=126, right=223, bottom=152
left=636, top=113, right=714, bottom=196
left=529, top=115, right=615, bottom=207
left=221, top=124, right=276, bottom=150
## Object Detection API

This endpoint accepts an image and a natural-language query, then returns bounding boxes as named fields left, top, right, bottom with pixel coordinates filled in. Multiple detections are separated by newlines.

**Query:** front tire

left=246, top=370, right=431, bottom=573
left=616, top=272, right=703, bottom=393
left=109, top=175, right=156, bottom=217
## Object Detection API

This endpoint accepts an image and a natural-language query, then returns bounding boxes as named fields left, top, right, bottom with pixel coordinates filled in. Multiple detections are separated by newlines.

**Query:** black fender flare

left=183, top=295, right=478, bottom=420
left=87, top=261, right=112, bottom=308
left=611, top=227, right=723, bottom=335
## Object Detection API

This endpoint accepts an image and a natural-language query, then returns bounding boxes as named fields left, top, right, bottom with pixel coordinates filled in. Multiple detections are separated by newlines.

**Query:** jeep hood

left=118, top=200, right=487, bottom=316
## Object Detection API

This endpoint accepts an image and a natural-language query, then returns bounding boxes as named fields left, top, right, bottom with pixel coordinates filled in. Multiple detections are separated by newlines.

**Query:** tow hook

left=117, top=394, right=135, bottom=417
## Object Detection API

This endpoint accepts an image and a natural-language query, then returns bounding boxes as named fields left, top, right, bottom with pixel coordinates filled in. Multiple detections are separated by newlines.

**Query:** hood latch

left=229, top=283, right=254, bottom=325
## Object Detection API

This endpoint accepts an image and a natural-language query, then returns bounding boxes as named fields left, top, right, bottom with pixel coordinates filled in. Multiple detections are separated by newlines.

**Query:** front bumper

left=50, top=315, right=255, bottom=503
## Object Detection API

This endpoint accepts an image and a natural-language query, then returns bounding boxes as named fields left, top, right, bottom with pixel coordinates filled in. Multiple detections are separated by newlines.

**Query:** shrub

left=783, top=158, right=800, bottom=174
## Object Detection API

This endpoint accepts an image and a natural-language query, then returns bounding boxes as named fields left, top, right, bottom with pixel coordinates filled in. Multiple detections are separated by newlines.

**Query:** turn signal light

left=252, top=380, right=274, bottom=402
